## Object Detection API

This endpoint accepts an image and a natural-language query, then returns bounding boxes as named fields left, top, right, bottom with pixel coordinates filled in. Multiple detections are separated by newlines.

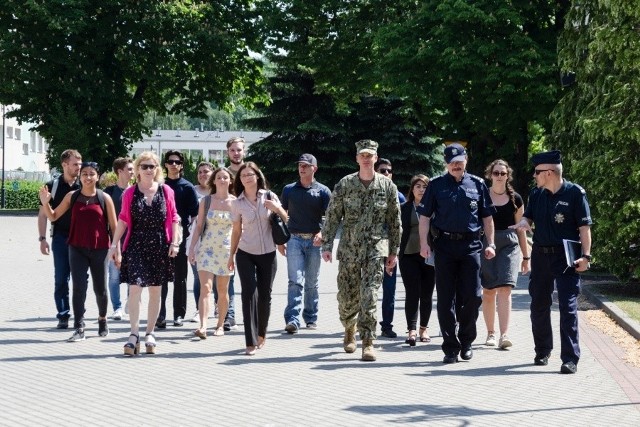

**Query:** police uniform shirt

left=281, top=180, right=331, bottom=234
left=416, top=172, right=495, bottom=233
left=44, top=178, right=80, bottom=235
left=524, top=179, right=592, bottom=246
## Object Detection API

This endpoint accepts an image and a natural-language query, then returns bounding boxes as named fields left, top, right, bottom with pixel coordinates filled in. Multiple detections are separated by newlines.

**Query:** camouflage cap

left=355, top=139, right=378, bottom=155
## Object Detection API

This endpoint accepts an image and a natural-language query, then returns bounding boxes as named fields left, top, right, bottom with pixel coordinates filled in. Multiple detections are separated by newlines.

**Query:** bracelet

left=110, top=244, right=117, bottom=249
left=170, top=243, right=180, bottom=247
left=523, top=257, right=531, bottom=260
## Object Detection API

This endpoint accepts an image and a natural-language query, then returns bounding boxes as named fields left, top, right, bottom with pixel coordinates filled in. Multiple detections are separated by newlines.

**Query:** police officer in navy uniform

left=512, top=150, right=592, bottom=374
left=417, top=143, right=496, bottom=364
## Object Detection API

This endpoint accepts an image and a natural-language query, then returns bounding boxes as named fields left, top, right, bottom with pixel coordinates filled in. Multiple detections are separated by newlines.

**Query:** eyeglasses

left=81, top=161, right=99, bottom=169
left=378, top=168, right=392, bottom=174
left=534, top=169, right=552, bottom=175
left=492, top=171, right=508, bottom=177
left=240, top=172, right=256, bottom=179
left=140, top=164, right=157, bottom=171
left=166, top=159, right=183, bottom=165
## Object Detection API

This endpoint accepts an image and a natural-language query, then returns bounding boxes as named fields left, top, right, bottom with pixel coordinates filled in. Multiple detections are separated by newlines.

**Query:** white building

left=130, top=129, right=269, bottom=165
left=1, top=104, right=50, bottom=180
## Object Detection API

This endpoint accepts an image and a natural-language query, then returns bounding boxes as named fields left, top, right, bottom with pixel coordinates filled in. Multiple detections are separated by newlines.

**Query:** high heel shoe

left=419, top=326, right=431, bottom=343
left=123, top=333, right=139, bottom=356
left=194, top=329, right=207, bottom=340
left=405, top=330, right=417, bottom=347
left=245, top=346, right=257, bottom=356
left=145, top=333, right=157, bottom=354
left=257, top=336, right=266, bottom=349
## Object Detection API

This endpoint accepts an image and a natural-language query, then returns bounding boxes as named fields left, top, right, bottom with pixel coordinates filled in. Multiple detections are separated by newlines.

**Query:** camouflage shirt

left=321, top=172, right=401, bottom=262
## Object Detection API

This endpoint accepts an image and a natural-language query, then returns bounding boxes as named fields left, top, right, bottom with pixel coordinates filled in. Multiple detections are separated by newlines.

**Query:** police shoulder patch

left=574, top=184, right=586, bottom=195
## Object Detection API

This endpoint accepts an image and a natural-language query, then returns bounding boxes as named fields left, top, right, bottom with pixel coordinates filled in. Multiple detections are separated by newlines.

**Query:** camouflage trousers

left=336, top=257, right=384, bottom=340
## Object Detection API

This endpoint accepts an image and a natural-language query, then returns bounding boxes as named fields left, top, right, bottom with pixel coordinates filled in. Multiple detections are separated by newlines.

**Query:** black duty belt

left=439, top=230, right=481, bottom=241
left=535, top=245, right=564, bottom=254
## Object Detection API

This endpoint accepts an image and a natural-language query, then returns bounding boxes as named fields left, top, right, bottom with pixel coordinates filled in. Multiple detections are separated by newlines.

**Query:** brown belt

left=292, top=233, right=315, bottom=239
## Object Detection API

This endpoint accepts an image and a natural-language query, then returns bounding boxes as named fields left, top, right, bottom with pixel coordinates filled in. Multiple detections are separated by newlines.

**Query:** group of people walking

left=38, top=138, right=592, bottom=374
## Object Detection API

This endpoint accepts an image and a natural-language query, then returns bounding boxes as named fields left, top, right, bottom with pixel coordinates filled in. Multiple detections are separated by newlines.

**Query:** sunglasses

left=378, top=168, right=392, bottom=174
left=81, top=161, right=99, bottom=169
left=492, top=171, right=507, bottom=177
left=240, top=172, right=256, bottom=179
left=166, top=159, right=183, bottom=165
left=534, top=169, right=552, bottom=175
left=139, top=164, right=157, bottom=171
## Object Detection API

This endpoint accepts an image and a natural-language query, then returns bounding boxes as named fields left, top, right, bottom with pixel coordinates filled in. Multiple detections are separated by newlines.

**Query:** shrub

left=3, top=180, right=42, bottom=210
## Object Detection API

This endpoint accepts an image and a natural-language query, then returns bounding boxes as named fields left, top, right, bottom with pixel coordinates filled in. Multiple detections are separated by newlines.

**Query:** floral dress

left=120, top=186, right=174, bottom=287
left=196, top=209, right=233, bottom=276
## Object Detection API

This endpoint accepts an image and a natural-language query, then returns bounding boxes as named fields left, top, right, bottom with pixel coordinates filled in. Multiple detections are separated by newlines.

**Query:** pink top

left=118, top=184, right=180, bottom=251
left=230, top=189, right=278, bottom=255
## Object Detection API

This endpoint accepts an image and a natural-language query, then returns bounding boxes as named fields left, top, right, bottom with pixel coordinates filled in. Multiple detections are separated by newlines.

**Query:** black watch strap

left=582, top=254, right=592, bottom=262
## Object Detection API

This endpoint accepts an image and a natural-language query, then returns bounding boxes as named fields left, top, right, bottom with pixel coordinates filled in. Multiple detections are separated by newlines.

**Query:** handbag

left=266, top=191, right=290, bottom=245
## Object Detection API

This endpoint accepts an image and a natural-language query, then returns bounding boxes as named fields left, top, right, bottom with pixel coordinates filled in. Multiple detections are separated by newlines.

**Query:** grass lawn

left=589, top=281, right=640, bottom=323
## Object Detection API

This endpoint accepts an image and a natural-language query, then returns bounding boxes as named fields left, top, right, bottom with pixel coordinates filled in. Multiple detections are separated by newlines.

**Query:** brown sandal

left=194, top=329, right=207, bottom=340
left=419, top=326, right=431, bottom=343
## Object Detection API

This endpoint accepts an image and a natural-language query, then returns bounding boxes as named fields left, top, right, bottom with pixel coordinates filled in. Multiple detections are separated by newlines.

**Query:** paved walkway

left=1, top=216, right=639, bottom=426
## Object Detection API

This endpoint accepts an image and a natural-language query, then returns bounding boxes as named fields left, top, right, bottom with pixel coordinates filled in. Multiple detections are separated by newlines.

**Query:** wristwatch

left=582, top=254, right=592, bottom=262
left=488, top=243, right=496, bottom=250
left=38, top=236, right=46, bottom=242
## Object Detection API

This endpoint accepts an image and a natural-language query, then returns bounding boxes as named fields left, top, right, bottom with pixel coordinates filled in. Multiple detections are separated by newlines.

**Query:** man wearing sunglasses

left=512, top=150, right=592, bottom=374
left=417, top=143, right=496, bottom=364
left=158, top=151, right=199, bottom=328
left=374, top=158, right=406, bottom=339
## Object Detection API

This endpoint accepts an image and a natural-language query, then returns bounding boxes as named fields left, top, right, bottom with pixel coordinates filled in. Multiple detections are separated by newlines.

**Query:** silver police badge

left=554, top=213, right=565, bottom=223
left=470, top=200, right=478, bottom=210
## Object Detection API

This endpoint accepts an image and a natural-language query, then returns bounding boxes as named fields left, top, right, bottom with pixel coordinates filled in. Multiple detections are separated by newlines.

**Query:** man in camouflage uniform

left=321, top=139, right=402, bottom=361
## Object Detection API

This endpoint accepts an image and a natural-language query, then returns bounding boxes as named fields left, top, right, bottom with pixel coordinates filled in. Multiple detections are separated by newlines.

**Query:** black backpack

left=69, top=189, right=111, bottom=236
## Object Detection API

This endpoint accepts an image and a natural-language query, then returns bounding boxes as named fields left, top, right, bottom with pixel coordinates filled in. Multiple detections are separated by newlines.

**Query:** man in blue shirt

left=417, top=143, right=496, bottom=363
left=512, top=150, right=592, bottom=374
left=281, top=154, right=332, bottom=334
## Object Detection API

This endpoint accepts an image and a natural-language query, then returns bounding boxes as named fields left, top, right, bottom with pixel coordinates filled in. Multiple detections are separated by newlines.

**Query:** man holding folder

left=512, top=150, right=592, bottom=374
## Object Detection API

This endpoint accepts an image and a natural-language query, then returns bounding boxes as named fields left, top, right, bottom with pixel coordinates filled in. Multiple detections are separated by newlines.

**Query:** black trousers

left=399, top=253, right=436, bottom=331
left=160, top=240, right=188, bottom=321
left=68, top=245, right=109, bottom=329
left=236, top=249, right=277, bottom=346
left=433, top=238, right=483, bottom=354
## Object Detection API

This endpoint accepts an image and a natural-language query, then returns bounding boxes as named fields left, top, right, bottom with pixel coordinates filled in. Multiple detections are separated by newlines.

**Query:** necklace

left=492, top=188, right=506, bottom=196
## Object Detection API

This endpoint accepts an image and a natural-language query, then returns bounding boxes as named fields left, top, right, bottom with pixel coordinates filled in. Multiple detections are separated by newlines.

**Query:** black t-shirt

left=44, top=177, right=80, bottom=235
left=492, top=192, right=523, bottom=230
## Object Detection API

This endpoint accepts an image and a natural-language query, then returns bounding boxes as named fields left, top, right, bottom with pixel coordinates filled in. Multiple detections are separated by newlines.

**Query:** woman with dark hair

left=39, top=162, right=118, bottom=342
left=188, top=167, right=236, bottom=338
left=481, top=159, right=530, bottom=349
left=108, top=151, right=181, bottom=356
left=227, top=162, right=287, bottom=355
left=398, top=175, right=436, bottom=346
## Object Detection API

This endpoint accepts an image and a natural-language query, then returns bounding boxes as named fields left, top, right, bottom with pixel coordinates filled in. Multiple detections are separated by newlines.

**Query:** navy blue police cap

left=531, top=150, right=562, bottom=166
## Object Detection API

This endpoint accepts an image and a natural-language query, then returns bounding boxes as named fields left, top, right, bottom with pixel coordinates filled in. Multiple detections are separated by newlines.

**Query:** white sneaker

left=499, top=335, right=513, bottom=349
left=190, top=311, right=199, bottom=323
left=485, top=333, right=497, bottom=346
left=111, top=308, right=123, bottom=321
left=68, top=328, right=85, bottom=342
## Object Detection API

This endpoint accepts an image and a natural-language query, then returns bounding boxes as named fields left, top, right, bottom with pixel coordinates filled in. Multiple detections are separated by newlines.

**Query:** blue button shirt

left=281, top=180, right=332, bottom=234
left=416, top=172, right=495, bottom=233
left=524, top=180, right=592, bottom=246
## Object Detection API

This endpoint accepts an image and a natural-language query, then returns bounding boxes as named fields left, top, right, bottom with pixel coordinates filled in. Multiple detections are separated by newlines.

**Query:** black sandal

left=145, top=333, right=157, bottom=354
left=123, top=333, right=139, bottom=356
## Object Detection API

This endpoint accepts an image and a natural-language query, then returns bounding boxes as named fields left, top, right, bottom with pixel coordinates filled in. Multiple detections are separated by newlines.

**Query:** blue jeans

left=108, top=259, right=122, bottom=311
left=380, top=263, right=397, bottom=331
left=283, top=235, right=321, bottom=327
left=52, top=232, right=71, bottom=319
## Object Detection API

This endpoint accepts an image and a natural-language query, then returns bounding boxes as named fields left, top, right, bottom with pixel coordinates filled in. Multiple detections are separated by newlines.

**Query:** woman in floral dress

left=188, top=167, right=235, bottom=338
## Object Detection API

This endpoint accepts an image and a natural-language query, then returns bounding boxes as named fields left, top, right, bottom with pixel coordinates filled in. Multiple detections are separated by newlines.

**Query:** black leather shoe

left=560, top=361, right=577, bottom=374
left=443, top=353, right=458, bottom=364
left=461, top=347, right=473, bottom=361
left=534, top=354, right=549, bottom=366
left=380, top=329, right=398, bottom=338
left=155, top=319, right=167, bottom=329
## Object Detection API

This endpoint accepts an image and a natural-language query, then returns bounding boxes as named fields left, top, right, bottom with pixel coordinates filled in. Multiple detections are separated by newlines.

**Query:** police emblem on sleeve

left=554, top=213, right=565, bottom=223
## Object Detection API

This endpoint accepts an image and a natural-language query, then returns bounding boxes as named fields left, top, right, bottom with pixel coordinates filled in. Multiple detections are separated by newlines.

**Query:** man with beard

left=417, top=143, right=496, bottom=364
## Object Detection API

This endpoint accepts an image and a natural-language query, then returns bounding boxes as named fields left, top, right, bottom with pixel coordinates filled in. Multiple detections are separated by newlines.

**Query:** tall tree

left=0, top=0, right=267, bottom=168
left=265, top=0, right=570, bottom=194
left=552, top=0, right=640, bottom=279
left=245, top=69, right=442, bottom=194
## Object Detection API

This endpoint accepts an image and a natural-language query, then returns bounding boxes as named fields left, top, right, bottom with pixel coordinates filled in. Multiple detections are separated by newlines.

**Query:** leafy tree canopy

left=552, top=0, right=640, bottom=279
left=0, top=0, right=267, bottom=168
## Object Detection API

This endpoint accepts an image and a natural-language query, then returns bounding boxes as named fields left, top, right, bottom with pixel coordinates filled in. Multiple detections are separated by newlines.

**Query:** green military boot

left=343, top=325, right=357, bottom=353
left=361, top=338, right=376, bottom=361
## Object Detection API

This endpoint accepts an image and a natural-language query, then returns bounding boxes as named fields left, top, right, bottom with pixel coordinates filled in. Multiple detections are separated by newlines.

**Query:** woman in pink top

left=39, top=162, right=118, bottom=342
left=228, top=162, right=287, bottom=355
left=109, top=152, right=181, bottom=356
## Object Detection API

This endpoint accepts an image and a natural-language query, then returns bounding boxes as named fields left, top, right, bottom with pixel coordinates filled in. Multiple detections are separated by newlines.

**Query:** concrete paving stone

left=0, top=216, right=639, bottom=426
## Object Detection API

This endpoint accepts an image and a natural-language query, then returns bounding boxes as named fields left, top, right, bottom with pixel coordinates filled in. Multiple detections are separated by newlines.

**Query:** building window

left=38, top=135, right=44, bottom=153
left=6, top=126, right=13, bottom=139
left=15, top=128, right=21, bottom=140
left=23, top=143, right=29, bottom=155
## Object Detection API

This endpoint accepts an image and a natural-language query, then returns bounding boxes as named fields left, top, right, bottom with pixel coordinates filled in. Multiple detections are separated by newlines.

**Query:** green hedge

left=2, top=180, right=42, bottom=210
